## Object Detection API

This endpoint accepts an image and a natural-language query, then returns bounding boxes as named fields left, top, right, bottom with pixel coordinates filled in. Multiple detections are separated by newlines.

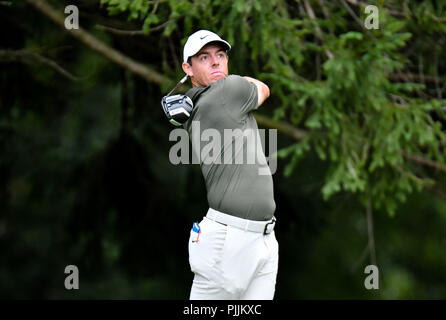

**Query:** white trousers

left=188, top=215, right=279, bottom=300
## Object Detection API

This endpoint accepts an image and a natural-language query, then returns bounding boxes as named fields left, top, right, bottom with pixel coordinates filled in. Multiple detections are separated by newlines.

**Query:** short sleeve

left=223, top=75, right=258, bottom=117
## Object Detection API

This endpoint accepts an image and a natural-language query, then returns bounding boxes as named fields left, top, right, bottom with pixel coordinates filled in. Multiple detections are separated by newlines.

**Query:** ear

left=182, top=62, right=193, bottom=77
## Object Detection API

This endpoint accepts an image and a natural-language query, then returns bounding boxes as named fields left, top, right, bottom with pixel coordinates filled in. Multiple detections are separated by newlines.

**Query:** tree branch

left=253, top=114, right=307, bottom=141
left=95, top=20, right=170, bottom=36
left=434, top=47, right=442, bottom=99
left=388, top=73, right=444, bottom=84
left=393, top=68, right=433, bottom=99
left=425, top=184, right=446, bottom=202
left=316, top=0, right=330, bottom=20
left=95, top=25, right=145, bottom=36
left=303, top=0, right=334, bottom=60
left=344, top=0, right=408, bottom=18
left=256, top=113, right=446, bottom=179
left=366, top=186, right=377, bottom=266
left=338, top=0, right=366, bottom=30
left=0, top=49, right=79, bottom=81
left=350, top=244, right=370, bottom=273
left=403, top=153, right=446, bottom=174
left=25, top=0, right=172, bottom=87
left=275, top=40, right=309, bottom=82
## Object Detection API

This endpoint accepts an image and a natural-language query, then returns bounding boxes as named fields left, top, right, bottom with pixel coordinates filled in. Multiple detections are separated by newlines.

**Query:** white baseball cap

left=183, top=30, right=231, bottom=63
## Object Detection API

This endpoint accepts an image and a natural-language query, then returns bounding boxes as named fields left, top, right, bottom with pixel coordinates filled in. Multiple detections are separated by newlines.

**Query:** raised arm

left=243, top=76, right=270, bottom=107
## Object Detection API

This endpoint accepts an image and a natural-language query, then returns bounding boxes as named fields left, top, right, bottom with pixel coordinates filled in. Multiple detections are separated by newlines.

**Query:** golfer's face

left=190, top=44, right=228, bottom=87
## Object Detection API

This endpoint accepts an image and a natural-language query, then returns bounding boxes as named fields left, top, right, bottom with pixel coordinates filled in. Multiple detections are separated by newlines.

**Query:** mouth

left=211, top=71, right=223, bottom=76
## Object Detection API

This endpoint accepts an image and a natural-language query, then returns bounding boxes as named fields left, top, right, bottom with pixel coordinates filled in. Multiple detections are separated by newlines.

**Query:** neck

left=191, top=77, right=200, bottom=87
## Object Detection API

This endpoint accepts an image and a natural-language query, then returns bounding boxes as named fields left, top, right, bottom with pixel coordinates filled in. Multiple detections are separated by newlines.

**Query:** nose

left=210, top=55, right=219, bottom=67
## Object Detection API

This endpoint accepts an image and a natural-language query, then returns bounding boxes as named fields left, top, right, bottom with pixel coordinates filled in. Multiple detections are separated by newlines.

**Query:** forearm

left=243, top=76, right=270, bottom=106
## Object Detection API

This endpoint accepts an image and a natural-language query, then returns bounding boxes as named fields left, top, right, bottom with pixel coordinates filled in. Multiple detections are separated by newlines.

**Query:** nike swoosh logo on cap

left=200, top=35, right=209, bottom=40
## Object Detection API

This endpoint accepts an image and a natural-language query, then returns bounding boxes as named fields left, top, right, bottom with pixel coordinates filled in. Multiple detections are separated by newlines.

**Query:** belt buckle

left=263, top=217, right=276, bottom=235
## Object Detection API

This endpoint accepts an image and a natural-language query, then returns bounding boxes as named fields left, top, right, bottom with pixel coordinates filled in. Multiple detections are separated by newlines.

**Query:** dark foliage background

left=1, top=0, right=446, bottom=299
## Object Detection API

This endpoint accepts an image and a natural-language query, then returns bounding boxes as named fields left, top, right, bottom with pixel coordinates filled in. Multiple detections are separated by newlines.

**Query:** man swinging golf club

left=180, top=30, right=278, bottom=300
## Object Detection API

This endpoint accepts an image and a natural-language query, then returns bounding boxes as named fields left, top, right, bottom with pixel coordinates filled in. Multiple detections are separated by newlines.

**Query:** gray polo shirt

left=184, top=75, right=275, bottom=221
